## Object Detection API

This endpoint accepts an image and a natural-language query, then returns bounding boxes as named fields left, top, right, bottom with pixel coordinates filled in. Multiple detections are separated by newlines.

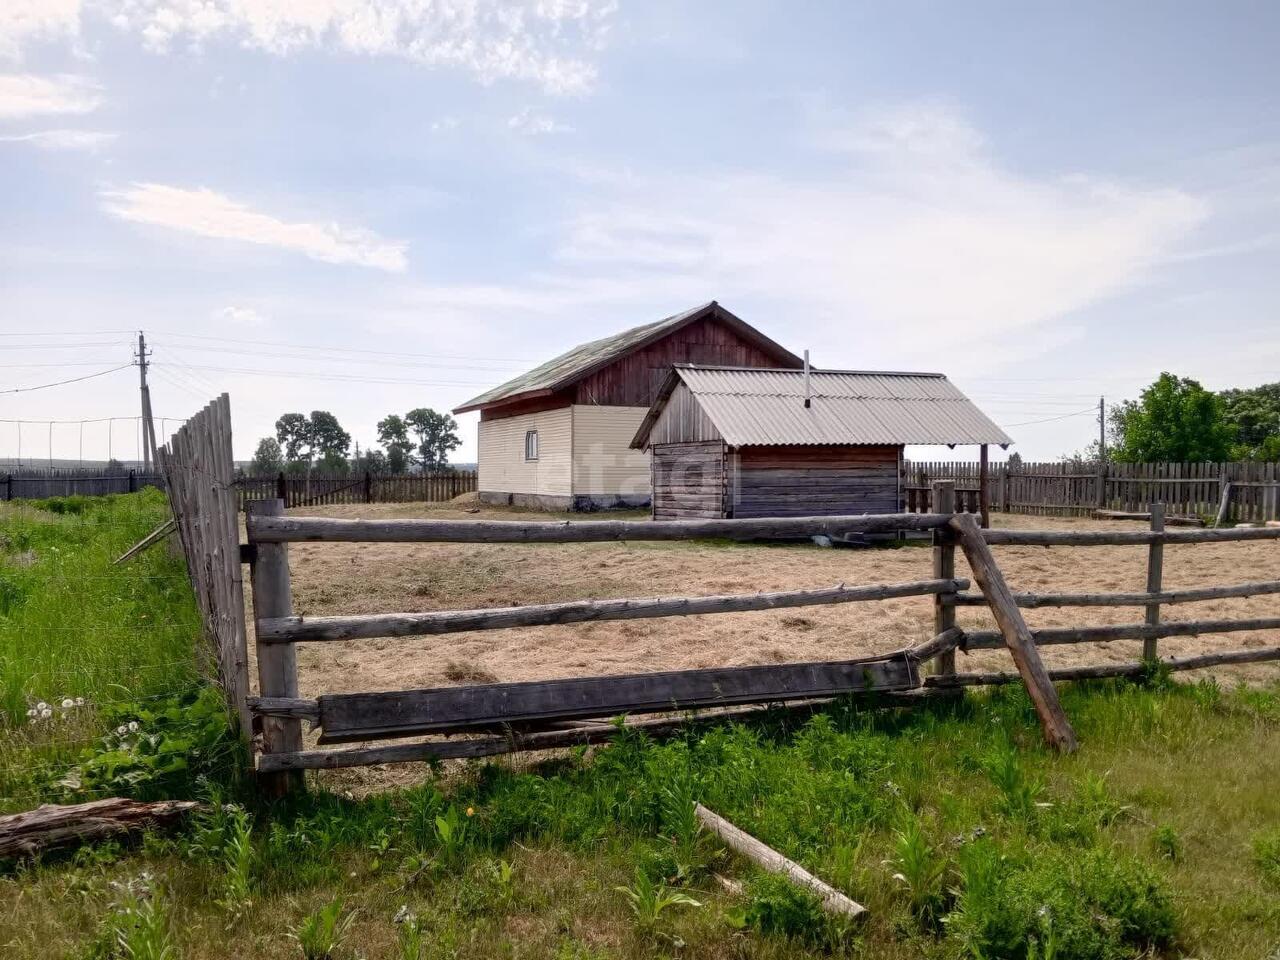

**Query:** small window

left=524, top=430, right=539, bottom=461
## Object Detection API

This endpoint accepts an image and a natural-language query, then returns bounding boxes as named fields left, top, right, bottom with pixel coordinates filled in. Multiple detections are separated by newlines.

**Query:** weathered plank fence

left=234, top=469, right=477, bottom=509
left=906, top=460, right=1280, bottom=523
left=156, top=395, right=252, bottom=736
left=2, top=468, right=164, bottom=500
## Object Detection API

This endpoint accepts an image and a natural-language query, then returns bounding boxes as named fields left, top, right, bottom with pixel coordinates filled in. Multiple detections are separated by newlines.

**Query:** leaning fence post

left=1144, top=502, right=1165, bottom=661
left=932, top=481, right=957, bottom=676
left=949, top=512, right=1078, bottom=753
left=248, top=498, right=304, bottom=796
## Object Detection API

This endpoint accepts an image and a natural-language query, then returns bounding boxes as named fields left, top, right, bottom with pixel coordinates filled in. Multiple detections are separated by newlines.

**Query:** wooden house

left=453, top=303, right=801, bottom=510
left=630, top=364, right=1012, bottom=519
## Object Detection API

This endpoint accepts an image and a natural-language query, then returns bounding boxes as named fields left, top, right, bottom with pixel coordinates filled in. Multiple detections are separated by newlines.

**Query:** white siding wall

left=478, top=406, right=572, bottom=496
left=571, top=405, right=651, bottom=498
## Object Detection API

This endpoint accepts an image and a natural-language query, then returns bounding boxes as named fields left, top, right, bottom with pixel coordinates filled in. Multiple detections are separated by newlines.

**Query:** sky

left=2, top=1, right=1278, bottom=466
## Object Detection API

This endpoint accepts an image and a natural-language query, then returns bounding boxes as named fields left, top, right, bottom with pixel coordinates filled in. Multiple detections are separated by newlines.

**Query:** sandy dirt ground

left=244, top=499, right=1280, bottom=789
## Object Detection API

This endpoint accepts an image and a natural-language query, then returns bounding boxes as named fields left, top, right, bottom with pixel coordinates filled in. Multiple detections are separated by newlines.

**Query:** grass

left=2, top=679, right=1278, bottom=959
left=0, top=491, right=205, bottom=813
left=2, top=496, right=1279, bottom=957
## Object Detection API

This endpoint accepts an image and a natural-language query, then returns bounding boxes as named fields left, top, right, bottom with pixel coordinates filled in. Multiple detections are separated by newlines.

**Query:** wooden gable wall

left=572, top=316, right=797, bottom=407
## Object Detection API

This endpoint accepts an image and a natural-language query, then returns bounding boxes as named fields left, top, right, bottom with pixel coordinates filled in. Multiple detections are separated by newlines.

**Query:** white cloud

left=2, top=0, right=615, bottom=94
left=508, top=106, right=573, bottom=135
left=0, top=73, right=100, bottom=119
left=100, top=183, right=408, bottom=272
left=0, top=127, right=115, bottom=150
left=0, top=0, right=81, bottom=61
left=213, top=305, right=267, bottom=326
left=550, top=105, right=1208, bottom=370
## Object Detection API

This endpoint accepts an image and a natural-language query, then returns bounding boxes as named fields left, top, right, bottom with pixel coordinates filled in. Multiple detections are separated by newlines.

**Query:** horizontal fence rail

left=246, top=512, right=953, bottom=544
left=258, top=578, right=970, bottom=644
left=961, top=616, right=1280, bottom=650
left=949, top=580, right=1280, bottom=608
left=313, top=653, right=919, bottom=743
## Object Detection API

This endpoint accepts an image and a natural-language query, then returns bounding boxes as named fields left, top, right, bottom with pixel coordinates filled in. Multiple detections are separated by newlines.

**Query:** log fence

left=143, top=397, right=1280, bottom=789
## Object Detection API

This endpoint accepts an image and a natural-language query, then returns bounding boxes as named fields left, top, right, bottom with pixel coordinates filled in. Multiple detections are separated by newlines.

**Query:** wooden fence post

left=276, top=471, right=287, bottom=504
left=364, top=470, right=373, bottom=503
left=978, top=444, right=990, bottom=528
left=248, top=498, right=304, bottom=796
left=932, top=481, right=957, bottom=676
left=1144, top=502, right=1164, bottom=661
left=949, top=512, right=1078, bottom=752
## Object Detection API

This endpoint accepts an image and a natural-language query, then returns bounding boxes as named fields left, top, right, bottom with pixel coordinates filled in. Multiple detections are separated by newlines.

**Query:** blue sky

left=2, top=1, right=1278, bottom=464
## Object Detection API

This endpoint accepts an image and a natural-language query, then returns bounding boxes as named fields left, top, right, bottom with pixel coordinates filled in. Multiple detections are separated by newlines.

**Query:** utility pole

left=134, top=332, right=158, bottom=471
left=1095, top=396, right=1107, bottom=509
left=1098, top=396, right=1107, bottom=462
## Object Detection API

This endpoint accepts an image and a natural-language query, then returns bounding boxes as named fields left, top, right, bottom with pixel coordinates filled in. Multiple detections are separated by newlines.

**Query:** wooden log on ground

left=949, top=513, right=1078, bottom=752
left=1092, top=510, right=1204, bottom=527
left=315, top=654, right=919, bottom=743
left=0, top=798, right=201, bottom=859
left=982, top=526, right=1280, bottom=546
left=694, top=803, right=866, bottom=919
left=961, top=615, right=1280, bottom=650
left=948, top=580, right=1280, bottom=608
left=924, top=644, right=1280, bottom=688
left=113, top=518, right=177, bottom=565
left=255, top=689, right=959, bottom=772
left=246, top=512, right=953, bottom=544
left=258, top=578, right=970, bottom=643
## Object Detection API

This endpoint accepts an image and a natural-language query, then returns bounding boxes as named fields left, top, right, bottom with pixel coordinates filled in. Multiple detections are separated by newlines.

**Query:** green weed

left=614, top=866, right=702, bottom=934
left=1253, top=828, right=1280, bottom=888
left=291, top=896, right=353, bottom=960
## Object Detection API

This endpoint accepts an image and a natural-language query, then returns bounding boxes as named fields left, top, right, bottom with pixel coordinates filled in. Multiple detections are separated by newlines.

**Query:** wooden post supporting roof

left=979, top=444, right=990, bottom=528
left=948, top=512, right=1079, bottom=752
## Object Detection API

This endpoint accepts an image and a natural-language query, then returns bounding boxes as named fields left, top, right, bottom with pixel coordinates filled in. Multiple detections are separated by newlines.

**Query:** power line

left=1, top=363, right=133, bottom=395
left=155, top=362, right=495, bottom=388
left=1002, top=407, right=1098, bottom=427
left=155, top=330, right=532, bottom=365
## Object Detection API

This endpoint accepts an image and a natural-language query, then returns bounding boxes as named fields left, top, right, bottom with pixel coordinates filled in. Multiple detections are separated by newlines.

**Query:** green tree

left=275, top=413, right=311, bottom=467
left=1110, top=373, right=1233, bottom=462
left=308, top=411, right=351, bottom=464
left=250, top=437, right=284, bottom=474
left=376, top=414, right=414, bottom=475
left=1220, top=382, right=1280, bottom=460
left=405, top=408, right=461, bottom=469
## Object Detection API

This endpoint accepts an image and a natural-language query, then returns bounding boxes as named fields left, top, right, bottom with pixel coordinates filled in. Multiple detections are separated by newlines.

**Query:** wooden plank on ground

left=316, top=654, right=919, bottom=743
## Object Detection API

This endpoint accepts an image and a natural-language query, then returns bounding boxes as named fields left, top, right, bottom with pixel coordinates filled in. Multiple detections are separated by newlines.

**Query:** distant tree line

left=249, top=407, right=461, bottom=475
left=1065, top=373, right=1280, bottom=464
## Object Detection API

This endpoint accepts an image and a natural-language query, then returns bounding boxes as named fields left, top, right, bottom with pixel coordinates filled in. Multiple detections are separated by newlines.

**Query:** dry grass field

left=241, top=500, right=1280, bottom=792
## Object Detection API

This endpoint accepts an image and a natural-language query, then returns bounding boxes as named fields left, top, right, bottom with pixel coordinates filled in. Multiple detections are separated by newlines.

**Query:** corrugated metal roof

left=649, top=366, right=1012, bottom=447
left=453, top=302, right=801, bottom=413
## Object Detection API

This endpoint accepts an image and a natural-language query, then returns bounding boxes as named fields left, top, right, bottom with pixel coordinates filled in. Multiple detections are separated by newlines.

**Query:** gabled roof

left=452, top=302, right=801, bottom=414
left=631, top=365, right=1014, bottom=448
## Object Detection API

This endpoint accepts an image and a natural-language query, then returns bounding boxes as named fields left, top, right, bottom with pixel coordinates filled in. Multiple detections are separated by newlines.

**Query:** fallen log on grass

left=0, top=798, right=201, bottom=859
left=694, top=803, right=866, bottom=919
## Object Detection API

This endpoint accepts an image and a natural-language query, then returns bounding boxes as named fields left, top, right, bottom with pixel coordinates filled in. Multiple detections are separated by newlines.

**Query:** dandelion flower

left=61, top=698, right=75, bottom=710
left=127, top=721, right=139, bottom=733
left=36, top=701, right=49, bottom=712
left=40, top=708, right=52, bottom=719
left=26, top=708, right=37, bottom=718
left=75, top=697, right=85, bottom=706
left=466, top=807, right=475, bottom=817
left=116, top=724, right=129, bottom=736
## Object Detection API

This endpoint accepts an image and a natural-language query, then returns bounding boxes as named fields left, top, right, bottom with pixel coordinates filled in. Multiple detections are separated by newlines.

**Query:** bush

left=733, top=873, right=853, bottom=949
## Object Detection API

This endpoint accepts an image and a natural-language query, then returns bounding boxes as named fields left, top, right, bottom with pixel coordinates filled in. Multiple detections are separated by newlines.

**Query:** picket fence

left=905, top=460, right=1280, bottom=523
